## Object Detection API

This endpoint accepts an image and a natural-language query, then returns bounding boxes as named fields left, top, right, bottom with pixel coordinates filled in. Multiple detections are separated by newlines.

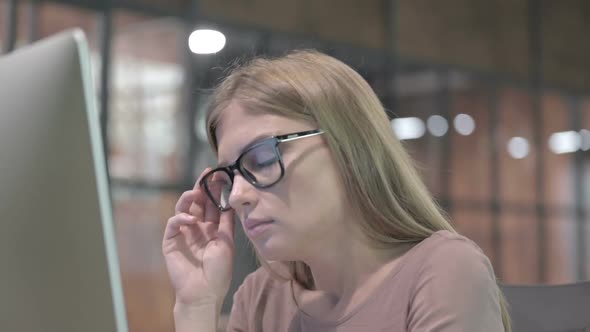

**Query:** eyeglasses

left=200, top=129, right=325, bottom=211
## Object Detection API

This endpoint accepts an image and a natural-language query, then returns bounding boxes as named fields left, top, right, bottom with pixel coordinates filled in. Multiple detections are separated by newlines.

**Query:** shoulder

left=404, top=230, right=498, bottom=297
left=405, top=231, right=503, bottom=330
left=413, top=230, right=495, bottom=280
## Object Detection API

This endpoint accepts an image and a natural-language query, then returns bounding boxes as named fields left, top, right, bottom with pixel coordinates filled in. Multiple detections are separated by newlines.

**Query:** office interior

left=1, top=0, right=589, bottom=331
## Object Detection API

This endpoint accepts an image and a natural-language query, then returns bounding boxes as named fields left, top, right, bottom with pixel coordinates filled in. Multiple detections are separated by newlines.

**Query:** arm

left=407, top=238, right=504, bottom=332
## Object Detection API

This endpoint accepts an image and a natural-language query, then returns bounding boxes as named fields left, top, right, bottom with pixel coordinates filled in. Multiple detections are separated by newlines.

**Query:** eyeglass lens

left=204, top=141, right=282, bottom=209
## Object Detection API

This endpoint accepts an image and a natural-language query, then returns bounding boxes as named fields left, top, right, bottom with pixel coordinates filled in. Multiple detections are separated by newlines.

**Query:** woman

left=162, top=50, right=511, bottom=331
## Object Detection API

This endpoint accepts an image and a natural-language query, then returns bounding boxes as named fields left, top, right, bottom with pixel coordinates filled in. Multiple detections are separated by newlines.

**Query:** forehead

left=215, top=102, right=313, bottom=164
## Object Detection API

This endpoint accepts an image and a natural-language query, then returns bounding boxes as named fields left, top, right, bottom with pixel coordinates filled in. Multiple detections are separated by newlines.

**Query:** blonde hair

left=205, top=50, right=511, bottom=331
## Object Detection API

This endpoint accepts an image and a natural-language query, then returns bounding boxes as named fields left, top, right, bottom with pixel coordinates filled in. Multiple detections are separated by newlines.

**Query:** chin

left=251, top=236, right=300, bottom=262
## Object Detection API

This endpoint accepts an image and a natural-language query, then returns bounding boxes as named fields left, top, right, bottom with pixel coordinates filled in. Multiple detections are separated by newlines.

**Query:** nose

left=228, top=174, right=257, bottom=211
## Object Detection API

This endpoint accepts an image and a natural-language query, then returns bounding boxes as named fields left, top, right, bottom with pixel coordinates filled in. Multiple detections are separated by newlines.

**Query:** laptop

left=0, top=29, right=128, bottom=332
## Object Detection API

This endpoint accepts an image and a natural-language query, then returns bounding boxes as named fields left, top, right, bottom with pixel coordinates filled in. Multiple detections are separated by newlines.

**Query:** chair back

left=500, top=282, right=590, bottom=332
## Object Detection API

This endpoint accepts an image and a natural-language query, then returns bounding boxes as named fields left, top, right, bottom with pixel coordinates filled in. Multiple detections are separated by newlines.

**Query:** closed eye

left=251, top=156, right=279, bottom=170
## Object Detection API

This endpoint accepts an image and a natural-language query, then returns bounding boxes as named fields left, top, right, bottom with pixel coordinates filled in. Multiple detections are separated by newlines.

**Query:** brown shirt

left=226, top=230, right=504, bottom=331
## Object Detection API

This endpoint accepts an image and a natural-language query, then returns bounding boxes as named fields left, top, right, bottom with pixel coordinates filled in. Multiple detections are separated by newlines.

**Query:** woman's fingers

left=203, top=171, right=224, bottom=224
left=204, top=196, right=220, bottom=224
left=163, top=213, right=196, bottom=242
left=216, top=209, right=236, bottom=248
left=185, top=167, right=212, bottom=221
left=164, top=212, right=217, bottom=252
left=167, top=167, right=231, bottom=251
left=175, top=167, right=210, bottom=215
left=189, top=189, right=206, bottom=222
left=175, top=190, right=196, bottom=214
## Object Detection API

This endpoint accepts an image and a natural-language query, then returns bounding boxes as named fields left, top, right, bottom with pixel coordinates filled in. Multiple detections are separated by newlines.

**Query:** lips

left=243, top=218, right=274, bottom=231
left=242, top=218, right=275, bottom=238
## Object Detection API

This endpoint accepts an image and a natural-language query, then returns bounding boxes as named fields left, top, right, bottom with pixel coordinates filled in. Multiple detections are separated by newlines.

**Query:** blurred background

left=1, top=0, right=589, bottom=331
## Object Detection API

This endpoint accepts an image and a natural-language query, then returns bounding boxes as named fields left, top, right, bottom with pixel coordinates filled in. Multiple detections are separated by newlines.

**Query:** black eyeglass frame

left=199, top=129, right=325, bottom=211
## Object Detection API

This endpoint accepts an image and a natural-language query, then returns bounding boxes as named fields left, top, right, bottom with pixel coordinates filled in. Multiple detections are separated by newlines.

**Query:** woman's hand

left=162, top=168, right=236, bottom=309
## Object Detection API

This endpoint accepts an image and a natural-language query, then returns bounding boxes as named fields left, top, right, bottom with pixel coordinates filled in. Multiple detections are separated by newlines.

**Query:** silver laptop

left=0, top=29, right=128, bottom=332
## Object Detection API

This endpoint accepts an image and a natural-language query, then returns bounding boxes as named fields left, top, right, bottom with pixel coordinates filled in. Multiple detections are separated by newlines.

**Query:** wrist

left=174, top=301, right=221, bottom=332
left=174, top=300, right=219, bottom=313
left=174, top=294, right=223, bottom=312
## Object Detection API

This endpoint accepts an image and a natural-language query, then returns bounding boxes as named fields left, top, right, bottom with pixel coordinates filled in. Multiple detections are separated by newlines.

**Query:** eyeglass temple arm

left=278, top=130, right=324, bottom=143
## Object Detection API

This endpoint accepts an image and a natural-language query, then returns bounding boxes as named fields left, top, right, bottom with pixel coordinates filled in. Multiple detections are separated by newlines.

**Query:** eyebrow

left=217, top=132, right=276, bottom=167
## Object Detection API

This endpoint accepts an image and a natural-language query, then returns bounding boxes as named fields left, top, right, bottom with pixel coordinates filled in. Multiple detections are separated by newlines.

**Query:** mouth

left=243, top=218, right=275, bottom=237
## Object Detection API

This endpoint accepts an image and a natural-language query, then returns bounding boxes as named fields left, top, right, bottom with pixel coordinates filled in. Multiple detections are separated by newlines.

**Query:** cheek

left=283, top=151, right=345, bottom=216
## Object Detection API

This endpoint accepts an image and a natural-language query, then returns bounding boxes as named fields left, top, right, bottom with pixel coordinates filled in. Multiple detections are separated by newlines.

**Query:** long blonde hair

left=205, top=50, right=511, bottom=331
